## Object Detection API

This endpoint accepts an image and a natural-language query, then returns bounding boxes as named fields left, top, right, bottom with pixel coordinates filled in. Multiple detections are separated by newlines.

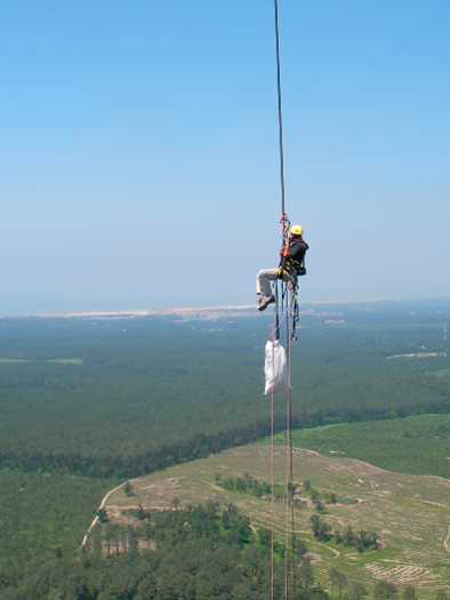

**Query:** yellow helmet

left=290, top=224, right=303, bottom=236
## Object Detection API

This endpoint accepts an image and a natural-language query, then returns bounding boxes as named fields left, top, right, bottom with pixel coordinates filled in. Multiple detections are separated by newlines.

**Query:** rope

left=270, top=324, right=275, bottom=600
left=287, top=286, right=295, bottom=596
left=269, top=282, right=295, bottom=600
left=268, top=291, right=278, bottom=600
left=268, top=285, right=296, bottom=600
left=275, top=276, right=280, bottom=341
left=273, top=0, right=286, bottom=219
left=269, top=290, right=288, bottom=600
left=271, top=2, right=296, bottom=599
left=268, top=291, right=291, bottom=600
left=282, top=284, right=294, bottom=600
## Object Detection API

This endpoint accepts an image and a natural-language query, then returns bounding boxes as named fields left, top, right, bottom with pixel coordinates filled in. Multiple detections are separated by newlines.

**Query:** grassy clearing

left=106, top=442, right=450, bottom=596
left=274, top=415, right=450, bottom=479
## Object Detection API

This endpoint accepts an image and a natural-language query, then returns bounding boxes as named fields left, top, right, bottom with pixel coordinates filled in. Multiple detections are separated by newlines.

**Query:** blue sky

left=1, top=1, right=449, bottom=312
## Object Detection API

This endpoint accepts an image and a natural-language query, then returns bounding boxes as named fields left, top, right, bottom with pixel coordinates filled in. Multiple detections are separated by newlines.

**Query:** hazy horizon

left=1, top=294, right=449, bottom=318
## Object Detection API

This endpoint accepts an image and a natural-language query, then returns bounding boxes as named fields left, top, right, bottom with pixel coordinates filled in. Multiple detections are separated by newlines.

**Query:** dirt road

left=80, top=482, right=126, bottom=549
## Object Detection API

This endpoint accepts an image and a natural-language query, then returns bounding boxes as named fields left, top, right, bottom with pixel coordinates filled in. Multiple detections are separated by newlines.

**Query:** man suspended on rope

left=256, top=224, right=309, bottom=311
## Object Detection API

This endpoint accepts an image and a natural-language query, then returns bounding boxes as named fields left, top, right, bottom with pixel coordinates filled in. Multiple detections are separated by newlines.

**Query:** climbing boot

left=257, top=295, right=275, bottom=312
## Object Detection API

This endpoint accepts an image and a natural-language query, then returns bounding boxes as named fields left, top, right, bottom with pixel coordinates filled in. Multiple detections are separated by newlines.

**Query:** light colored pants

left=256, top=268, right=296, bottom=297
left=256, top=268, right=279, bottom=297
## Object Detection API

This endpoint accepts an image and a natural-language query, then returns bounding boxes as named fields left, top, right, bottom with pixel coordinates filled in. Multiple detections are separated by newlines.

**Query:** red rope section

left=269, top=292, right=289, bottom=600
left=270, top=384, right=275, bottom=600
left=283, top=286, right=294, bottom=600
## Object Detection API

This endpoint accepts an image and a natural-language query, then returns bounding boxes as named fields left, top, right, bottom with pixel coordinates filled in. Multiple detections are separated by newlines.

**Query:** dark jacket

left=280, top=236, right=309, bottom=275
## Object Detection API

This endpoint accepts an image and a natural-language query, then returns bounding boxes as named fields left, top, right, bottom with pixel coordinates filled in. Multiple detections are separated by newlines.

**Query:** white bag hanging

left=264, top=339, right=289, bottom=395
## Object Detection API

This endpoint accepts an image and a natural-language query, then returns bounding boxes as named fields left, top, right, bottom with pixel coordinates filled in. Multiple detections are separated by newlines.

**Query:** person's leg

left=256, top=268, right=279, bottom=297
left=256, top=268, right=280, bottom=311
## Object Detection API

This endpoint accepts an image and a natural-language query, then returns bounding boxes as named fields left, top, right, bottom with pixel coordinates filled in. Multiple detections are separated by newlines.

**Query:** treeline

left=214, top=472, right=308, bottom=508
left=1, top=501, right=445, bottom=600
left=0, top=502, right=325, bottom=600
left=3, top=389, right=450, bottom=481
left=0, top=423, right=274, bottom=479
left=215, top=472, right=271, bottom=497
left=310, top=515, right=379, bottom=553
left=1, top=314, right=450, bottom=484
left=93, top=500, right=308, bottom=559
left=292, top=415, right=450, bottom=480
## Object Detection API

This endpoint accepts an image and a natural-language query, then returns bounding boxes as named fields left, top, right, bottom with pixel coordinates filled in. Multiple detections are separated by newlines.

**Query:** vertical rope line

left=273, top=0, right=286, bottom=218
left=270, top=375, right=275, bottom=600
left=269, top=284, right=277, bottom=600
left=268, top=289, right=290, bottom=600
left=267, top=289, right=292, bottom=600
left=284, top=417, right=289, bottom=600
left=287, top=288, right=295, bottom=596
left=283, top=285, right=294, bottom=600
left=273, top=4, right=292, bottom=596
left=282, top=283, right=289, bottom=600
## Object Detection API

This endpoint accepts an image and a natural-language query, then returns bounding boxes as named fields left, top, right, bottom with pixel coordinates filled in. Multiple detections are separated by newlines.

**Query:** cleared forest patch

left=106, top=443, right=450, bottom=596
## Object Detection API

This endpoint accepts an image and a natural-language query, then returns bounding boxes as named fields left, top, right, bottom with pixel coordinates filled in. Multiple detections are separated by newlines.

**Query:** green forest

left=1, top=299, right=449, bottom=597
left=2, top=502, right=326, bottom=600
left=283, top=414, right=450, bottom=479
left=0, top=470, right=111, bottom=570
left=1, top=300, right=449, bottom=480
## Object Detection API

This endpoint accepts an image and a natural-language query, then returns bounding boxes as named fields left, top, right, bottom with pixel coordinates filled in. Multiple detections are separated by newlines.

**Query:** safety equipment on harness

left=280, top=260, right=307, bottom=278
